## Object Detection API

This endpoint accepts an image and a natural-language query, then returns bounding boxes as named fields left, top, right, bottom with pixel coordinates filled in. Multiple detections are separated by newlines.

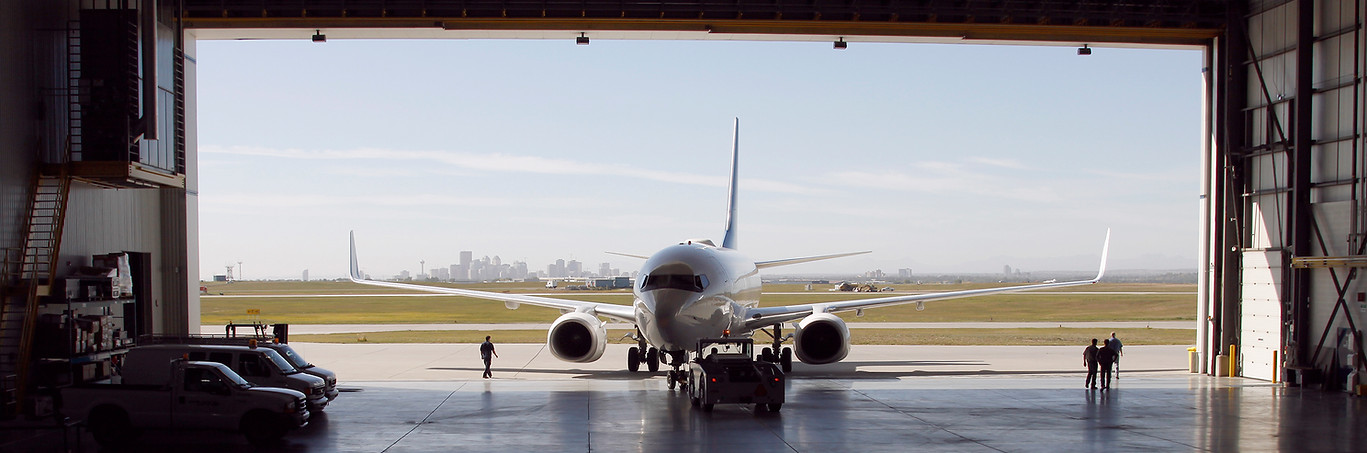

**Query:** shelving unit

left=34, top=296, right=137, bottom=386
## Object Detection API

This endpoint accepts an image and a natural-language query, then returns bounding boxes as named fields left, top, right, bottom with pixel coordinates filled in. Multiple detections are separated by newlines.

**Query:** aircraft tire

left=646, top=348, right=660, bottom=372
left=780, top=348, right=793, bottom=373
left=627, top=347, right=640, bottom=372
left=761, top=347, right=773, bottom=362
left=667, top=372, right=676, bottom=389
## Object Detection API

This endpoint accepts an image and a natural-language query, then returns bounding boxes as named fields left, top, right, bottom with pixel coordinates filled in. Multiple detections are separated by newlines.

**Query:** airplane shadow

left=427, top=367, right=659, bottom=380
left=428, top=364, right=1188, bottom=381
left=788, top=366, right=1189, bottom=380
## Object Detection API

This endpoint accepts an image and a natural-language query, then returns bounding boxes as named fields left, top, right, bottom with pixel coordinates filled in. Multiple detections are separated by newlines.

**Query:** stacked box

left=92, top=253, right=132, bottom=298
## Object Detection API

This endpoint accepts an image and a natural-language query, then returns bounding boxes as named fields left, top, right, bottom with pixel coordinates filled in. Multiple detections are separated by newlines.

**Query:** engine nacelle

left=547, top=312, right=607, bottom=363
left=793, top=313, right=851, bottom=365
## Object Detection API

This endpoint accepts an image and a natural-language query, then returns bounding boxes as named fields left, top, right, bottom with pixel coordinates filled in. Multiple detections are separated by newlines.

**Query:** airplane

left=348, top=118, right=1110, bottom=389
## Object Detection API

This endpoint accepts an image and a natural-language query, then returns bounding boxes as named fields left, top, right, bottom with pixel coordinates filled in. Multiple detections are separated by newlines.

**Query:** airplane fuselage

left=632, top=241, right=761, bottom=352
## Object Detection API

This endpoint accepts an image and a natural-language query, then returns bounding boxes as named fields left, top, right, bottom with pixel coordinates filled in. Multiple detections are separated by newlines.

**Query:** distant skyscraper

left=1003, top=265, right=1013, bottom=275
left=599, top=262, right=612, bottom=277
left=898, top=268, right=912, bottom=279
left=568, top=260, right=582, bottom=277
left=302, top=269, right=309, bottom=282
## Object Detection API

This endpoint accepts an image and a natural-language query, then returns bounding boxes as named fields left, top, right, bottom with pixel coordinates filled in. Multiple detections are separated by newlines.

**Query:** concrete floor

left=4, top=344, right=1365, bottom=452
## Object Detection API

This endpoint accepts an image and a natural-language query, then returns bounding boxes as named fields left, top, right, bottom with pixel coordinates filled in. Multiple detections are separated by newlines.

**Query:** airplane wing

left=755, top=251, right=872, bottom=269
left=741, top=230, right=1110, bottom=331
left=348, top=232, right=637, bottom=323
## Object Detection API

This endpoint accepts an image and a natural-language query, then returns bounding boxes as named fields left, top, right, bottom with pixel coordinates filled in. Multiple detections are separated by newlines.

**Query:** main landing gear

left=759, top=324, right=794, bottom=373
left=627, top=328, right=661, bottom=373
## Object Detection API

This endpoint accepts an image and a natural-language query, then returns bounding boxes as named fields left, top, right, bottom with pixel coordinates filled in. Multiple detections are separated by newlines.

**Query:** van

left=255, top=343, right=339, bottom=401
left=124, top=344, right=329, bottom=411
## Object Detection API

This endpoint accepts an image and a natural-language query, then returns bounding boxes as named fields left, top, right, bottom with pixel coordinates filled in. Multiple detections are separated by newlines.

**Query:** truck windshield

left=262, top=349, right=300, bottom=374
left=276, top=345, right=312, bottom=368
left=221, top=367, right=252, bottom=388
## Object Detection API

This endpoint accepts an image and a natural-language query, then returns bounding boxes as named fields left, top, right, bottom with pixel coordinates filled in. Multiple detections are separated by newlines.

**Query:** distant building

left=599, top=262, right=612, bottom=278
left=302, top=269, right=309, bottom=282
left=898, top=268, right=912, bottom=279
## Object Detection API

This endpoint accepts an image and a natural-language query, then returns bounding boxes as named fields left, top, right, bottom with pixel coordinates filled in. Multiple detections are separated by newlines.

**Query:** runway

left=206, top=321, right=1194, bottom=335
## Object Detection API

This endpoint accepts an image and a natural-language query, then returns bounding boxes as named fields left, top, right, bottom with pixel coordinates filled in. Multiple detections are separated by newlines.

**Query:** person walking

left=1083, top=338, right=1100, bottom=389
left=1109, top=332, right=1124, bottom=379
left=480, top=336, right=498, bottom=379
left=1096, top=339, right=1118, bottom=390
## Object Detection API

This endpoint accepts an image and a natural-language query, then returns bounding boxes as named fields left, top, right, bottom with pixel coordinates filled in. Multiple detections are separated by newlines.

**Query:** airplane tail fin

left=721, top=118, right=740, bottom=250
left=348, top=231, right=364, bottom=282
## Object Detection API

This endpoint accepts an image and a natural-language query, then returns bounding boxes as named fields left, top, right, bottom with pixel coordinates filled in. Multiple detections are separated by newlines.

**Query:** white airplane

left=348, top=119, right=1110, bottom=388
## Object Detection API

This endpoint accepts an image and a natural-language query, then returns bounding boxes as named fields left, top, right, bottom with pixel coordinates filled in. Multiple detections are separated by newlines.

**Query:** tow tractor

left=685, top=337, right=785, bottom=412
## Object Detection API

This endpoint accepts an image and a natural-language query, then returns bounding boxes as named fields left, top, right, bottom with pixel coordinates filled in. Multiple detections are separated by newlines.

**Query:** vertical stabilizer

left=721, top=118, right=740, bottom=250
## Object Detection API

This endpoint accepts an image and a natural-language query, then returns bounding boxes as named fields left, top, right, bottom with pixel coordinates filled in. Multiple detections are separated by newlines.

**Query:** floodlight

left=577, top=33, right=589, bottom=45
left=834, top=37, right=847, bottom=50
left=1077, top=44, right=1091, bottom=55
left=312, top=30, right=326, bottom=43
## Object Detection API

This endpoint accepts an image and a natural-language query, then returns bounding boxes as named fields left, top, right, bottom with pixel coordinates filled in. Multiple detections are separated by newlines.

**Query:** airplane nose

left=639, top=289, right=703, bottom=348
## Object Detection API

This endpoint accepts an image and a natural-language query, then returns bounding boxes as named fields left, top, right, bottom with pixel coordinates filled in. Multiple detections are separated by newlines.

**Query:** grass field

left=291, top=327, right=1196, bottom=346
left=201, top=282, right=1195, bottom=325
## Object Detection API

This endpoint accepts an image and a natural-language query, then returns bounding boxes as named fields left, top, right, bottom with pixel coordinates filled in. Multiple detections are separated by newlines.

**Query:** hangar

left=0, top=0, right=1362, bottom=433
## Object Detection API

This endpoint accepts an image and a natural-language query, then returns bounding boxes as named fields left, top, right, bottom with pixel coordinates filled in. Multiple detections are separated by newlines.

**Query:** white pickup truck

left=60, top=360, right=310, bottom=447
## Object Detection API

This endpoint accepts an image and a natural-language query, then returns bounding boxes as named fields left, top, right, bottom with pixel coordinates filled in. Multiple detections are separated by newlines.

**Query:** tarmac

left=4, top=343, right=1365, bottom=452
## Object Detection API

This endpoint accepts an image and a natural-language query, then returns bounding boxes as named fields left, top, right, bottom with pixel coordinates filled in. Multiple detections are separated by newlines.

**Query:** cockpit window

left=640, top=273, right=709, bottom=292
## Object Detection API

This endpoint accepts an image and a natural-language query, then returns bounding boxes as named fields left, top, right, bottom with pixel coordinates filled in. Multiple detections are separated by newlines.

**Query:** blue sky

left=195, top=39, right=1203, bottom=281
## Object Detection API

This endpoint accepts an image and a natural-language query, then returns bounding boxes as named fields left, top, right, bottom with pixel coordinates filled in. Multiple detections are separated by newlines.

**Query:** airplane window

left=641, top=274, right=709, bottom=292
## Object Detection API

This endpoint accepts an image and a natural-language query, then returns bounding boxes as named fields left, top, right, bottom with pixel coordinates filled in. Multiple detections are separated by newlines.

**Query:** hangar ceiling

left=179, top=0, right=1225, bottom=45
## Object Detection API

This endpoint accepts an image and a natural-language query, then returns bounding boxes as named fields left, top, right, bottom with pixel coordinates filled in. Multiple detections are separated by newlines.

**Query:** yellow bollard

left=1229, top=345, right=1237, bottom=377
left=1272, top=351, right=1279, bottom=383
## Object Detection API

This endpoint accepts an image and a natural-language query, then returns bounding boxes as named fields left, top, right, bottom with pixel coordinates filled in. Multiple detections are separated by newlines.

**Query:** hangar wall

left=0, top=0, right=197, bottom=383
left=1212, top=0, right=1367, bottom=383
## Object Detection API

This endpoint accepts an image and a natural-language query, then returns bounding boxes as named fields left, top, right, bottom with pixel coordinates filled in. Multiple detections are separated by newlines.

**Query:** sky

left=194, top=38, right=1204, bottom=281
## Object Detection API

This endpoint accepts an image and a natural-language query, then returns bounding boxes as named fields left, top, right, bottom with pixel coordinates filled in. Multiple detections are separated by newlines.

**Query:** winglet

left=1093, top=229, right=1110, bottom=282
left=349, top=230, right=364, bottom=282
left=721, top=118, right=740, bottom=250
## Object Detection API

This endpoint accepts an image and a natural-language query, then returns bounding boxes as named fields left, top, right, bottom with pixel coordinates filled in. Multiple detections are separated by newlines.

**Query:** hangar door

left=1240, top=250, right=1283, bottom=381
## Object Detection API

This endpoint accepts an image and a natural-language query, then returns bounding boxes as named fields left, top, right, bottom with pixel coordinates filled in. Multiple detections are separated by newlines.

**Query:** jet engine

left=793, top=313, right=851, bottom=364
left=547, top=312, right=607, bottom=362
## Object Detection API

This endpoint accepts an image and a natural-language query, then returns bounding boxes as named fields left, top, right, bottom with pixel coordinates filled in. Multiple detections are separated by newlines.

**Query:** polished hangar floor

left=5, top=344, right=1364, bottom=452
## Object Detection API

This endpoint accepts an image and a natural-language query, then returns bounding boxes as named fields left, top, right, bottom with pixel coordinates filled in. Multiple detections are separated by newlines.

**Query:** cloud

left=823, top=160, right=1061, bottom=202
left=201, top=145, right=823, bottom=194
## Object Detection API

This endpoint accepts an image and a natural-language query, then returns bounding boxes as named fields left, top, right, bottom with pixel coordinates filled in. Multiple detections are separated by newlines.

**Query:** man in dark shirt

left=1097, top=339, right=1118, bottom=390
left=1083, top=338, right=1100, bottom=389
left=480, top=336, right=498, bottom=379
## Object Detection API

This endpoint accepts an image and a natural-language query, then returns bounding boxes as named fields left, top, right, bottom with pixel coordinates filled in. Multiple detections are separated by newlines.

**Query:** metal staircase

left=0, top=168, right=72, bottom=416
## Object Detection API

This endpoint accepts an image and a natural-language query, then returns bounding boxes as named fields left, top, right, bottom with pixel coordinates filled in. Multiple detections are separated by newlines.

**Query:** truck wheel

left=666, top=372, right=676, bottom=389
left=627, top=347, right=640, bottom=372
left=767, top=403, right=782, bottom=412
left=88, top=406, right=133, bottom=447
left=242, top=412, right=287, bottom=446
